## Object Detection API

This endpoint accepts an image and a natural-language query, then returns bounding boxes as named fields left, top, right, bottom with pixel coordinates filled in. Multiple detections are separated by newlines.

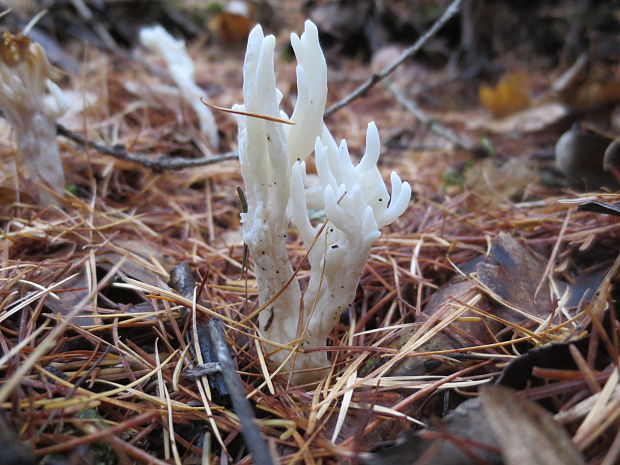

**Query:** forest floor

left=1, top=1, right=619, bottom=464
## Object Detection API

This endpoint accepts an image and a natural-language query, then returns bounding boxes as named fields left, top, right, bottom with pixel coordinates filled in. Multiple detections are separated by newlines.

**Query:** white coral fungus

left=235, top=21, right=411, bottom=383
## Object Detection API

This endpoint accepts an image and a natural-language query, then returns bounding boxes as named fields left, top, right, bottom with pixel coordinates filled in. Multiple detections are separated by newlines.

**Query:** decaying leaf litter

left=1, top=1, right=620, bottom=464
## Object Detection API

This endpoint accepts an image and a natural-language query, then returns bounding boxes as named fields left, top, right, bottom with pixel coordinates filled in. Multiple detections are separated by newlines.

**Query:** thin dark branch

left=384, top=80, right=485, bottom=155
left=54, top=0, right=459, bottom=172
left=56, top=124, right=237, bottom=172
left=207, top=318, right=274, bottom=465
left=324, top=0, right=462, bottom=119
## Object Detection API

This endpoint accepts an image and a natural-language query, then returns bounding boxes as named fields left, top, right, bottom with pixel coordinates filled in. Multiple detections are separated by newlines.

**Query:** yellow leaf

left=479, top=71, right=530, bottom=117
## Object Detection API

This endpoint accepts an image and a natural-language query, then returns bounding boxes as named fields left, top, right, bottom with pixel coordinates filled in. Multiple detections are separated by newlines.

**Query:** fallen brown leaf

left=481, top=385, right=585, bottom=465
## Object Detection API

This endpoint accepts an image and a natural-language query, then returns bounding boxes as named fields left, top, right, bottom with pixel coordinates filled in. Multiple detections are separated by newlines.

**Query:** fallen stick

left=56, top=123, right=237, bottom=172
left=207, top=318, right=275, bottom=465
left=384, top=80, right=485, bottom=156
left=324, top=0, right=462, bottom=118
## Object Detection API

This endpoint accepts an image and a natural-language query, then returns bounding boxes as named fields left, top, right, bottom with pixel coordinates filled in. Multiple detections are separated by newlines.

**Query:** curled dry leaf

left=364, top=233, right=553, bottom=377
left=481, top=385, right=585, bottom=465
left=363, top=397, right=502, bottom=465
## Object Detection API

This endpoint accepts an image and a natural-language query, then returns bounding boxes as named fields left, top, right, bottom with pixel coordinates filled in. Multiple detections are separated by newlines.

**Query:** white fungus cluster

left=235, top=21, right=411, bottom=383
left=0, top=32, right=68, bottom=205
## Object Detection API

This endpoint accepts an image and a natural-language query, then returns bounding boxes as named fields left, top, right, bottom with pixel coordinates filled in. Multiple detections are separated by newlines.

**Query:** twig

left=169, top=263, right=229, bottom=397
left=184, top=362, right=222, bottom=376
left=195, top=323, right=228, bottom=397
left=385, top=80, right=485, bottom=155
left=169, top=262, right=198, bottom=300
left=56, top=124, right=237, bottom=172
left=207, top=318, right=275, bottom=465
left=324, top=0, right=462, bottom=118
left=70, top=0, right=120, bottom=52
left=55, top=0, right=459, bottom=172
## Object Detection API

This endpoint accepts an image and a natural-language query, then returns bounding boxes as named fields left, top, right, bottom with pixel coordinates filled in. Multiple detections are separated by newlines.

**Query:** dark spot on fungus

left=267, top=135, right=271, bottom=141
left=264, top=307, right=275, bottom=331
left=378, top=198, right=383, bottom=202
left=331, top=244, right=339, bottom=249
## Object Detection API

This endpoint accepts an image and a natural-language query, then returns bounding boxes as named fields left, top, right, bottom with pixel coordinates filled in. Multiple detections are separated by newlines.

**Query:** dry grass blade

left=0, top=259, right=126, bottom=405
left=573, top=368, right=620, bottom=449
left=200, top=98, right=296, bottom=125
left=34, top=410, right=161, bottom=456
